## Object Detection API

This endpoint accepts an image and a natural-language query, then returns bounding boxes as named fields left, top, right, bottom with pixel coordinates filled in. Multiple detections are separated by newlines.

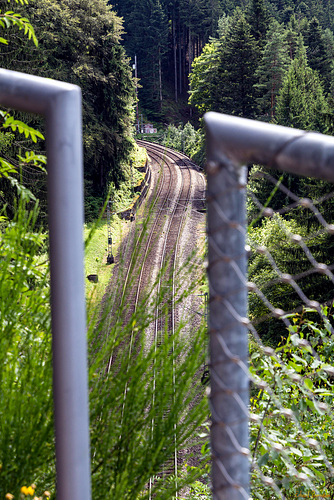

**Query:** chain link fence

left=205, top=112, right=334, bottom=500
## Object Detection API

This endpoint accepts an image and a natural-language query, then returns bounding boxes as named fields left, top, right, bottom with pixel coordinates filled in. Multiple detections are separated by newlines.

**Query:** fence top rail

left=0, top=68, right=79, bottom=115
left=204, top=111, right=334, bottom=183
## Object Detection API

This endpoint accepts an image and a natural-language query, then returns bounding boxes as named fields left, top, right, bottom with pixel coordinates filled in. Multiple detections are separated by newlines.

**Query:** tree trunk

left=159, top=48, right=162, bottom=108
left=188, top=28, right=192, bottom=76
left=173, top=14, right=178, bottom=102
left=179, top=19, right=183, bottom=95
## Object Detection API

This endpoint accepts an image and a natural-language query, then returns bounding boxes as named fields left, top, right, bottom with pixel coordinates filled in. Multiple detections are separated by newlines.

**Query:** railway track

left=105, top=140, right=206, bottom=496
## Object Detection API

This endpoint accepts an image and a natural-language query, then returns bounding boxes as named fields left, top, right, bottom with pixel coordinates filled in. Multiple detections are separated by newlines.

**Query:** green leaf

left=9, top=176, right=36, bottom=201
left=290, top=447, right=303, bottom=457
left=17, top=151, right=47, bottom=171
left=292, top=354, right=307, bottom=366
left=258, top=452, right=269, bottom=467
left=3, top=116, right=44, bottom=142
left=304, top=378, right=314, bottom=390
left=0, top=157, right=17, bottom=177
left=0, top=12, right=38, bottom=46
left=309, top=466, right=326, bottom=482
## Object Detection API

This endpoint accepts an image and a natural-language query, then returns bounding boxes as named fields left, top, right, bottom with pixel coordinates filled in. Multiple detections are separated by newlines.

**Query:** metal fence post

left=0, top=69, right=91, bottom=500
left=204, top=110, right=334, bottom=500
left=205, top=117, right=250, bottom=499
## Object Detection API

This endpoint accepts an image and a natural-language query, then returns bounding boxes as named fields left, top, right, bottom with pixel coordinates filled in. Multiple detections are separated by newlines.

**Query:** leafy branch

left=18, top=151, right=47, bottom=171
left=1, top=112, right=45, bottom=143
left=0, top=10, right=37, bottom=46
left=8, top=0, right=29, bottom=5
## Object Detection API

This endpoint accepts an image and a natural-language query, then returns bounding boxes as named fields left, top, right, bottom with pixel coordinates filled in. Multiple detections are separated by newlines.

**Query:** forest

left=1, top=0, right=334, bottom=498
left=113, top=0, right=334, bottom=126
left=114, top=0, right=334, bottom=342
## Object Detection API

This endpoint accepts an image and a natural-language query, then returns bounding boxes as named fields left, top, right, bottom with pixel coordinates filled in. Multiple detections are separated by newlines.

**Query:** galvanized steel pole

left=204, top=111, right=334, bottom=499
left=205, top=114, right=250, bottom=500
left=204, top=111, right=334, bottom=183
left=0, top=69, right=91, bottom=500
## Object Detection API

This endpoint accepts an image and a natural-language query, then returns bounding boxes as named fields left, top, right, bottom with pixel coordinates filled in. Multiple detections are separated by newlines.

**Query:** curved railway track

left=105, top=140, right=206, bottom=496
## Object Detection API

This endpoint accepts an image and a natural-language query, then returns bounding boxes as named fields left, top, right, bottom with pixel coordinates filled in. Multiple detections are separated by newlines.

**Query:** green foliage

left=189, top=8, right=260, bottom=118
left=276, top=35, right=328, bottom=131
left=250, top=310, right=334, bottom=498
left=0, top=200, right=53, bottom=497
left=113, top=0, right=168, bottom=115
left=214, top=9, right=260, bottom=118
left=84, top=195, right=104, bottom=223
left=189, top=41, right=220, bottom=115
left=0, top=8, right=37, bottom=45
left=161, top=121, right=202, bottom=158
left=2, top=112, right=44, bottom=142
left=306, top=17, right=333, bottom=92
left=0, top=0, right=136, bottom=204
left=114, top=0, right=229, bottom=118
left=181, top=479, right=211, bottom=499
left=0, top=111, right=46, bottom=214
left=254, top=19, right=290, bottom=119
left=248, top=211, right=332, bottom=344
left=187, top=1, right=334, bottom=131
left=247, top=0, right=269, bottom=47
left=112, top=0, right=334, bottom=127
left=0, top=129, right=14, bottom=153
left=0, top=193, right=208, bottom=498
left=180, top=437, right=211, bottom=499
left=0, top=0, right=47, bottom=218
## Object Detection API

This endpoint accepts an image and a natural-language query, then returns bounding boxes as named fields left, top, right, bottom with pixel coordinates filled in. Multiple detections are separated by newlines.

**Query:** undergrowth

left=0, top=192, right=209, bottom=499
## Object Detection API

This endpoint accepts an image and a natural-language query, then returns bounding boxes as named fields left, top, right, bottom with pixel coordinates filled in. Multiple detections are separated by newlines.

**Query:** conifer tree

left=149, top=0, right=169, bottom=108
left=213, top=10, right=260, bottom=118
left=322, top=27, right=334, bottom=62
left=285, top=14, right=301, bottom=60
left=306, top=17, right=333, bottom=92
left=117, top=0, right=168, bottom=115
left=255, top=19, right=290, bottom=119
left=276, top=35, right=328, bottom=132
left=247, top=0, right=269, bottom=49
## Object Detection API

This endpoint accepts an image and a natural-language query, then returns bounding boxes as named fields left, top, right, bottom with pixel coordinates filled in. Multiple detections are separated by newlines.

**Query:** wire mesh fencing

left=205, top=112, right=334, bottom=500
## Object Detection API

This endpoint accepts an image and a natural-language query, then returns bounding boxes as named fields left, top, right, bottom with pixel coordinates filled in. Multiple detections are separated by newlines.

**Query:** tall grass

left=0, top=196, right=208, bottom=498
left=0, top=200, right=54, bottom=497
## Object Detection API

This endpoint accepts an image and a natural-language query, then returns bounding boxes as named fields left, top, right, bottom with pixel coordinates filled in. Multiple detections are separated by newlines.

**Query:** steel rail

left=106, top=147, right=171, bottom=372
left=149, top=146, right=193, bottom=497
left=148, top=146, right=185, bottom=498
left=137, top=139, right=201, bottom=171
left=170, top=160, right=194, bottom=495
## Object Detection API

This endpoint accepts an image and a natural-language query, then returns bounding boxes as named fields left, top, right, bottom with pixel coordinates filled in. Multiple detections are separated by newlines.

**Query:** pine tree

left=149, top=0, right=169, bottom=108
left=247, top=0, right=269, bottom=49
left=255, top=19, right=290, bottom=119
left=213, top=10, right=260, bottom=118
left=306, top=17, right=333, bottom=92
left=285, top=14, right=301, bottom=60
left=276, top=35, right=328, bottom=132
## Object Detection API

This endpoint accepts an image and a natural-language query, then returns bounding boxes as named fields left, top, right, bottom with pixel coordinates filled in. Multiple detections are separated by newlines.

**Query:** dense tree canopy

left=189, top=10, right=259, bottom=118
left=113, top=0, right=229, bottom=115
left=1, top=0, right=136, bottom=206
left=254, top=19, right=290, bottom=118
left=276, top=36, right=328, bottom=131
left=111, top=0, right=334, bottom=122
left=187, top=0, right=334, bottom=350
